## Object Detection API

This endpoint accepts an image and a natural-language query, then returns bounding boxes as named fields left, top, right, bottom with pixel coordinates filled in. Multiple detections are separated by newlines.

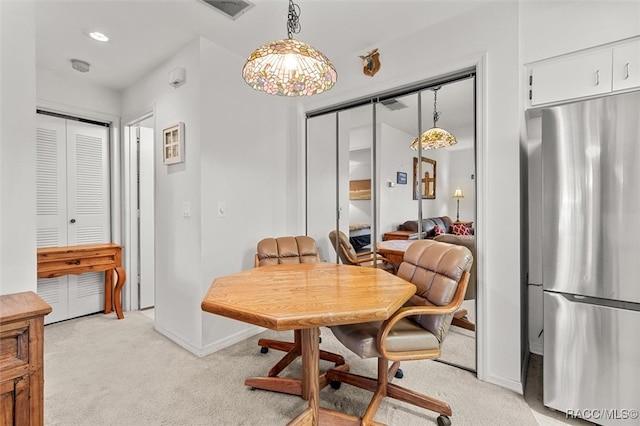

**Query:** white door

left=35, top=115, right=68, bottom=323
left=36, top=113, right=111, bottom=323
left=138, top=125, right=155, bottom=309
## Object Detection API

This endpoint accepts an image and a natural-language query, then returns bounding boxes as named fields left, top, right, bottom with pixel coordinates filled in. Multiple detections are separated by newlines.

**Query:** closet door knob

left=70, top=218, right=76, bottom=224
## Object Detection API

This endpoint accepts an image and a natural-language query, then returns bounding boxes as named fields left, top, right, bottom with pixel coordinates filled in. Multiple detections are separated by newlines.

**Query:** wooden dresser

left=0, top=291, right=52, bottom=426
left=37, top=243, right=126, bottom=319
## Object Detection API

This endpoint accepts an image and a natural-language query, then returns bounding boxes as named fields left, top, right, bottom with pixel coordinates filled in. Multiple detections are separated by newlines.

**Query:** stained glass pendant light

left=242, top=0, right=337, bottom=96
left=411, top=86, right=457, bottom=150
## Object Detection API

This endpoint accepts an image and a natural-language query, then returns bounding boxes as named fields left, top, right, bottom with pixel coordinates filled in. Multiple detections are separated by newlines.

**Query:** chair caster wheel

left=260, top=347, right=269, bottom=354
left=437, top=415, right=451, bottom=426
left=394, top=369, right=404, bottom=379
left=330, top=380, right=341, bottom=390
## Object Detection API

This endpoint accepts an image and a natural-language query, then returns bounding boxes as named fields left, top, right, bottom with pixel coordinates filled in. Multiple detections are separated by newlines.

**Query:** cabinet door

left=613, top=41, right=640, bottom=91
left=0, top=377, right=29, bottom=426
left=0, top=380, right=15, bottom=426
left=530, top=50, right=612, bottom=106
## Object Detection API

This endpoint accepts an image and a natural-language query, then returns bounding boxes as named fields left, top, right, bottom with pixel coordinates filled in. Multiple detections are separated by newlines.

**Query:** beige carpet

left=44, top=311, right=540, bottom=425
left=439, top=300, right=476, bottom=371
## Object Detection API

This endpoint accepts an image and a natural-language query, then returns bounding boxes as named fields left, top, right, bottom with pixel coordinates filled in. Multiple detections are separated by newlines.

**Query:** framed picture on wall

left=396, top=172, right=407, bottom=184
left=162, top=122, right=185, bottom=165
left=349, top=179, right=371, bottom=200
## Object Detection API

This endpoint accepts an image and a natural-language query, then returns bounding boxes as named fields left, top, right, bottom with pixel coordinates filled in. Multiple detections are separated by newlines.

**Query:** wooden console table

left=36, top=243, right=126, bottom=319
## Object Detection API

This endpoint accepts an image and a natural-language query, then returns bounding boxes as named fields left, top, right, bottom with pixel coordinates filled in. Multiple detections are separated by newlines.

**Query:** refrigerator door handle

left=555, top=292, right=640, bottom=312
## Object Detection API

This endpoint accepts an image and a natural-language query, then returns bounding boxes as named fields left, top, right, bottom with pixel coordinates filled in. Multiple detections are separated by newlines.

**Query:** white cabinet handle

left=625, top=63, right=630, bottom=80
left=595, top=69, right=600, bottom=86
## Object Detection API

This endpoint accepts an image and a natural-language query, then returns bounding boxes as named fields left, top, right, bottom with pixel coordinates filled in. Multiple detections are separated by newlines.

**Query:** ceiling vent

left=199, top=0, right=255, bottom=20
left=380, top=98, right=408, bottom=111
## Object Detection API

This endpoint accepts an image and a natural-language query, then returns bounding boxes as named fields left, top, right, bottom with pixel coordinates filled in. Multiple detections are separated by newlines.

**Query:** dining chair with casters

left=328, top=230, right=397, bottom=274
left=248, top=235, right=348, bottom=398
left=326, top=239, right=472, bottom=426
left=434, top=233, right=476, bottom=331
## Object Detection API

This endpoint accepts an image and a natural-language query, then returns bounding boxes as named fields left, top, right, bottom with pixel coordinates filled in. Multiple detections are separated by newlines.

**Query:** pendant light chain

left=433, top=86, right=441, bottom=128
left=287, top=0, right=301, bottom=39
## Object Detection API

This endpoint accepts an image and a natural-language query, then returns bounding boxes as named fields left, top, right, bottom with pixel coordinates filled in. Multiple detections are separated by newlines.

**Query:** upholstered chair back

left=433, top=234, right=476, bottom=300
left=396, top=240, right=473, bottom=342
left=328, top=230, right=358, bottom=265
left=256, top=236, right=320, bottom=266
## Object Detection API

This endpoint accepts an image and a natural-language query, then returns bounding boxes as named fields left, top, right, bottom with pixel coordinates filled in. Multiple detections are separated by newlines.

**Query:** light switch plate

left=182, top=201, right=191, bottom=217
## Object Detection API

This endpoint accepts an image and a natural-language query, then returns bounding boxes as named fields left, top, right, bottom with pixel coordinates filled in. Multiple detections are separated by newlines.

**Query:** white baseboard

left=198, top=326, right=264, bottom=357
left=154, top=325, right=203, bottom=356
left=154, top=324, right=264, bottom=357
left=529, top=339, right=543, bottom=355
left=485, top=373, right=524, bottom=395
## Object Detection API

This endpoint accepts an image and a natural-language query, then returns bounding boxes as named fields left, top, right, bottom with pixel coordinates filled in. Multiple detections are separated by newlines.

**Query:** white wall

left=0, top=0, right=37, bottom=295
left=521, top=1, right=640, bottom=64
left=307, top=113, right=338, bottom=262
left=198, top=37, right=292, bottom=352
left=447, top=148, right=476, bottom=224
left=122, top=39, right=205, bottom=352
left=378, top=123, right=416, bottom=234
left=520, top=0, right=640, bottom=355
left=37, top=68, right=121, bottom=118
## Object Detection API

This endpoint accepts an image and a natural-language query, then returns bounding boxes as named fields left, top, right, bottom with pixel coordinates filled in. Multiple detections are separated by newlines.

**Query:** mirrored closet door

left=306, top=73, right=477, bottom=372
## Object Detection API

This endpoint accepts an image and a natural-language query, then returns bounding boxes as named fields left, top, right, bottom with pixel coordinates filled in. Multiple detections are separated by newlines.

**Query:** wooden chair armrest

left=351, top=257, right=375, bottom=265
left=376, top=271, right=469, bottom=361
left=339, top=243, right=397, bottom=273
left=355, top=253, right=398, bottom=273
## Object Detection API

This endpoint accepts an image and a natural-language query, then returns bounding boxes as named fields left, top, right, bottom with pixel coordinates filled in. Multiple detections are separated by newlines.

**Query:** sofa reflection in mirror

left=384, top=215, right=474, bottom=241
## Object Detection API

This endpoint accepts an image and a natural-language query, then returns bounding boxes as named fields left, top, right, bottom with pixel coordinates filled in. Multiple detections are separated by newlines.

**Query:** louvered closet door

left=66, top=120, right=110, bottom=318
left=36, top=114, right=68, bottom=323
left=36, top=114, right=111, bottom=323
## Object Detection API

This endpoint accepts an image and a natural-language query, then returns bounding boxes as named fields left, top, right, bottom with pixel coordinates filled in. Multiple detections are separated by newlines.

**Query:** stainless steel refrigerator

left=542, top=90, right=640, bottom=425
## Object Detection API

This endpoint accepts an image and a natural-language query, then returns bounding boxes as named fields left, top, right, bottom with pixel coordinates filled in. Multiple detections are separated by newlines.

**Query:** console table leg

left=114, top=267, right=126, bottom=319
left=104, top=269, right=113, bottom=314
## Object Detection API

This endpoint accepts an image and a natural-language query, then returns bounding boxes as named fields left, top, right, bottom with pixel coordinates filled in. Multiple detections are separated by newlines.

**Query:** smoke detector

left=199, top=0, right=255, bottom=20
left=71, top=59, right=90, bottom=73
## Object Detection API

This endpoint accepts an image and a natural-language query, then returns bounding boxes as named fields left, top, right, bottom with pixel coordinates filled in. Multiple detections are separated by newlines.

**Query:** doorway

left=124, top=114, right=155, bottom=311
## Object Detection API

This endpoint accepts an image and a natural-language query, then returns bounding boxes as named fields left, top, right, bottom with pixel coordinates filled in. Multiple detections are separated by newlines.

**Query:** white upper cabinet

left=529, top=50, right=612, bottom=106
left=613, top=40, right=640, bottom=91
left=527, top=38, right=640, bottom=108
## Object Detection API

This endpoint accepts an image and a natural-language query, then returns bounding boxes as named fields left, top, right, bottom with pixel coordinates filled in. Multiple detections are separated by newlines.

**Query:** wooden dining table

left=201, top=262, right=416, bottom=426
left=376, top=239, right=416, bottom=269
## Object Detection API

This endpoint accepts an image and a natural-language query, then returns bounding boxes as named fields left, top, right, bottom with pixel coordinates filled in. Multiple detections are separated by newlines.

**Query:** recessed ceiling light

left=89, top=31, right=109, bottom=42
